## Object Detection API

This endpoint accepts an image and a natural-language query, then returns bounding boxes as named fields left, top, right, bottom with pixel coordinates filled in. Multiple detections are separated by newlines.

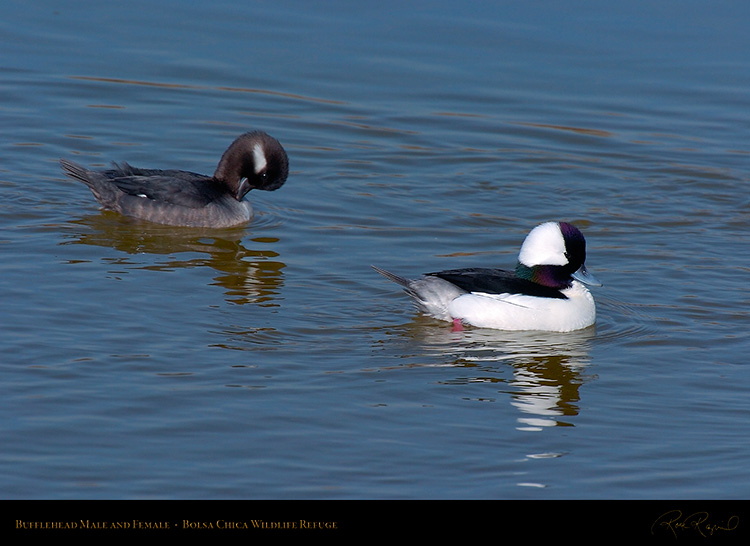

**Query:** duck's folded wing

left=111, top=173, right=222, bottom=208
left=428, top=268, right=566, bottom=299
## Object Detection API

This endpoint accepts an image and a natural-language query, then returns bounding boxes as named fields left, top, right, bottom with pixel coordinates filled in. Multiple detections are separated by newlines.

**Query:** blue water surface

left=1, top=0, right=749, bottom=501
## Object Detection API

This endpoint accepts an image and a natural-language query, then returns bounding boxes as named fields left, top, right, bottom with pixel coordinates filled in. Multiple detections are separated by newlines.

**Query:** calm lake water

left=1, top=0, right=749, bottom=504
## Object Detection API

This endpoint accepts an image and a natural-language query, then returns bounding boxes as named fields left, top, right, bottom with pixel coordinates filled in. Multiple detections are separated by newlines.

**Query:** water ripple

left=593, top=294, right=663, bottom=345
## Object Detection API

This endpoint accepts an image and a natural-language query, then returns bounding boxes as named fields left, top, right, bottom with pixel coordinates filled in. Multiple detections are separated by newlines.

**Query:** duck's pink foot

left=452, top=318, right=464, bottom=332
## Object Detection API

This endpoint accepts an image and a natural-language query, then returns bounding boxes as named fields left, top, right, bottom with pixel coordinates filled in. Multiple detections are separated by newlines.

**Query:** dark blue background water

left=1, top=0, right=749, bottom=500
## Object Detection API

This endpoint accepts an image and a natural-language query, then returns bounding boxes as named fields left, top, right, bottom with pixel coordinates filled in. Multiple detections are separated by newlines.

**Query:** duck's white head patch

left=518, top=222, right=568, bottom=267
left=253, top=142, right=267, bottom=174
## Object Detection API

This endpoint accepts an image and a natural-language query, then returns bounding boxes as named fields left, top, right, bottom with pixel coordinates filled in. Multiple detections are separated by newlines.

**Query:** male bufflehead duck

left=60, top=131, right=288, bottom=227
left=373, top=221, right=602, bottom=332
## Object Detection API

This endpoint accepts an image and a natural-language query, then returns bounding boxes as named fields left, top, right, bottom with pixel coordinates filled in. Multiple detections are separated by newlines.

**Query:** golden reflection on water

left=513, top=121, right=614, bottom=138
left=61, top=213, right=285, bottom=306
left=68, top=75, right=346, bottom=105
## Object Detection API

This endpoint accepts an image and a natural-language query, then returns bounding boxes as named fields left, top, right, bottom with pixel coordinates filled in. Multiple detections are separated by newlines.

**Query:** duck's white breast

left=448, top=281, right=595, bottom=332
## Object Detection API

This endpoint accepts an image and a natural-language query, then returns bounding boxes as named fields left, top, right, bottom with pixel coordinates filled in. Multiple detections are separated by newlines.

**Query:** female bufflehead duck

left=60, top=131, right=288, bottom=227
left=373, top=221, right=602, bottom=332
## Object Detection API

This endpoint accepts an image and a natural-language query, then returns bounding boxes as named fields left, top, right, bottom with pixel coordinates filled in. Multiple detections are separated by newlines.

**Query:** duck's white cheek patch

left=518, top=222, right=568, bottom=266
left=253, top=143, right=267, bottom=174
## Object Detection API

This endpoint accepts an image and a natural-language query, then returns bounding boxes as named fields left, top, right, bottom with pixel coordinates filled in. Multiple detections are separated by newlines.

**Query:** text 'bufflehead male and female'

left=60, top=131, right=288, bottom=227
left=373, top=221, right=601, bottom=332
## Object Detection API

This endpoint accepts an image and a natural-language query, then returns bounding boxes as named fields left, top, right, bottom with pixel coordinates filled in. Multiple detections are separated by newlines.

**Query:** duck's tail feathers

left=60, top=158, right=91, bottom=184
left=372, top=265, right=463, bottom=321
left=60, top=158, right=119, bottom=206
left=371, top=265, right=412, bottom=288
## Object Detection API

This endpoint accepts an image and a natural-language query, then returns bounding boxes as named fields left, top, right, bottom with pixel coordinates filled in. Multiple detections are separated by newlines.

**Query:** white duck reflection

left=381, top=319, right=596, bottom=431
